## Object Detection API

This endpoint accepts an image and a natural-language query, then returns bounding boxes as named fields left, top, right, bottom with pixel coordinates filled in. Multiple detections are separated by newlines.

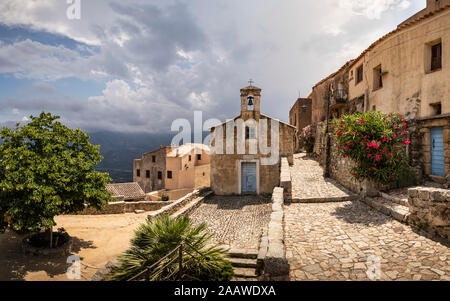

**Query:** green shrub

left=331, top=111, right=413, bottom=185
left=107, top=215, right=233, bottom=281
left=160, top=193, right=169, bottom=202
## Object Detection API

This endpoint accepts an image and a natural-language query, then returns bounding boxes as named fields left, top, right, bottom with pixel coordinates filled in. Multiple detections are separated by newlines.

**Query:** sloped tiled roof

left=106, top=182, right=145, bottom=200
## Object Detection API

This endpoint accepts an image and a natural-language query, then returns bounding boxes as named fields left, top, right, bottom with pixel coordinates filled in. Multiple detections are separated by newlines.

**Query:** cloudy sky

left=0, top=0, right=425, bottom=133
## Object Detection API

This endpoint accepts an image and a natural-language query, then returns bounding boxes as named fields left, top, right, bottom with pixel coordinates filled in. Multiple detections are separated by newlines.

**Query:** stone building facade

left=133, top=144, right=211, bottom=193
left=210, top=84, right=295, bottom=195
left=165, top=144, right=210, bottom=191
left=302, top=2, right=450, bottom=186
left=133, top=146, right=169, bottom=193
left=289, top=98, right=312, bottom=152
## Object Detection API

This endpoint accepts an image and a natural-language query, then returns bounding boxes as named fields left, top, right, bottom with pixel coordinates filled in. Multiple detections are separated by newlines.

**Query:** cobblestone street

left=285, top=154, right=450, bottom=281
left=291, top=153, right=354, bottom=202
left=189, top=195, right=271, bottom=252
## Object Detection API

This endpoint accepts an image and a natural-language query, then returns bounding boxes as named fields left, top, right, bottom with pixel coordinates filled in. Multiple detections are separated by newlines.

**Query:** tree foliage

left=0, top=111, right=112, bottom=233
left=331, top=111, right=413, bottom=185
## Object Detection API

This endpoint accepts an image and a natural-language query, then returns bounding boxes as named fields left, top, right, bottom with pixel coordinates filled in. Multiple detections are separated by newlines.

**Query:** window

left=152, top=156, right=156, bottom=163
left=157, top=171, right=162, bottom=180
left=197, top=154, right=202, bottom=160
left=136, top=169, right=140, bottom=177
left=189, top=155, right=192, bottom=161
left=167, top=171, right=172, bottom=179
left=247, top=96, right=254, bottom=111
left=356, top=65, right=363, bottom=84
left=146, top=170, right=150, bottom=178
left=431, top=42, right=442, bottom=71
left=430, top=102, right=442, bottom=116
left=373, top=65, right=383, bottom=90
left=245, top=127, right=257, bottom=139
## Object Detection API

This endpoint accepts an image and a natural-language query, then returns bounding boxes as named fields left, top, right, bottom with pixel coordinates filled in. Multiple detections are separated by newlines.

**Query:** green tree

left=0, top=112, right=112, bottom=245
left=107, top=215, right=234, bottom=281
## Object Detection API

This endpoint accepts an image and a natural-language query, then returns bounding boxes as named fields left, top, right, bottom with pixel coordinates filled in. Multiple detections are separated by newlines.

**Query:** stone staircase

left=229, top=250, right=260, bottom=281
left=362, top=194, right=410, bottom=223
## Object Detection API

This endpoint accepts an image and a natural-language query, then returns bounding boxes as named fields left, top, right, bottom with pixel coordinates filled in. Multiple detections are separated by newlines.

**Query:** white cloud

left=339, top=0, right=411, bottom=19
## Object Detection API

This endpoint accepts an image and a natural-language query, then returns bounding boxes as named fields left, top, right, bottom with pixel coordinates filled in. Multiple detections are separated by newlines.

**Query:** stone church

left=210, top=84, right=295, bottom=195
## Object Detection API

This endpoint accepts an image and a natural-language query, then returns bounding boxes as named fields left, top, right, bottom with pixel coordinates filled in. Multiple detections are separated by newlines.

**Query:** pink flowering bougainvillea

left=331, top=111, right=412, bottom=185
left=299, top=125, right=315, bottom=153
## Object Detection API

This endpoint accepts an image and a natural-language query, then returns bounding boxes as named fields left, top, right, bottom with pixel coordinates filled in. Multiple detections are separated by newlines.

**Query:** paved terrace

left=188, top=195, right=272, bottom=252
left=285, top=154, right=450, bottom=281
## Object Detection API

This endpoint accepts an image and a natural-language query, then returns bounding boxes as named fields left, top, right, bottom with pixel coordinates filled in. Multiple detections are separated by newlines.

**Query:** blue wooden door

left=241, top=162, right=257, bottom=193
left=431, top=127, right=445, bottom=177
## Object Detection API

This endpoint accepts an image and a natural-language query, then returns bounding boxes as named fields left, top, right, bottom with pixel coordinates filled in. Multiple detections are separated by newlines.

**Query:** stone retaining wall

left=147, top=188, right=210, bottom=220
left=75, top=200, right=172, bottom=215
left=262, top=187, right=289, bottom=280
left=280, top=157, right=292, bottom=202
left=408, top=187, right=450, bottom=240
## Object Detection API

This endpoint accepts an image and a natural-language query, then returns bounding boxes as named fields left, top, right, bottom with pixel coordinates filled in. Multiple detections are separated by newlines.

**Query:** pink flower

left=359, top=119, right=366, bottom=124
left=403, top=139, right=411, bottom=145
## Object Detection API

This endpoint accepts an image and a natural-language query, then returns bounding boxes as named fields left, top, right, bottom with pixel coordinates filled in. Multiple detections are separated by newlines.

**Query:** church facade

left=209, top=84, right=295, bottom=195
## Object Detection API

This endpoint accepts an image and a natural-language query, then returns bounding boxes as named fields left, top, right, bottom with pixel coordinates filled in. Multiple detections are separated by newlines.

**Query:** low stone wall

left=147, top=188, right=211, bottom=220
left=280, top=157, right=291, bottom=202
left=76, top=200, right=172, bottom=215
left=408, top=187, right=450, bottom=240
left=262, top=187, right=289, bottom=281
left=146, top=188, right=194, bottom=202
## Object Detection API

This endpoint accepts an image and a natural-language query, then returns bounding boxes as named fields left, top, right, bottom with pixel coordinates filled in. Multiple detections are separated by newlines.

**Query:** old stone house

left=133, top=144, right=210, bottom=193
left=165, top=143, right=210, bottom=190
left=289, top=98, right=312, bottom=152
left=210, top=84, right=295, bottom=195
left=299, top=1, right=450, bottom=186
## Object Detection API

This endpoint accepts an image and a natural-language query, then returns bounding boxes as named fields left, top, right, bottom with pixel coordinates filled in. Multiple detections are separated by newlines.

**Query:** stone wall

left=76, top=200, right=172, bottom=215
left=262, top=187, right=289, bottom=281
left=408, top=187, right=450, bottom=240
left=147, top=188, right=210, bottom=220
left=280, top=157, right=292, bottom=201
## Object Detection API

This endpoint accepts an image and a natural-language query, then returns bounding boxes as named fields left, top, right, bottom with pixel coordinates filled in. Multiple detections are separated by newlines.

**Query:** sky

left=0, top=0, right=426, bottom=134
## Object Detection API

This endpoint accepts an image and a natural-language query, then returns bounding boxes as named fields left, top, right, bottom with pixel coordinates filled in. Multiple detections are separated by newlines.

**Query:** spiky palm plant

left=106, top=215, right=233, bottom=281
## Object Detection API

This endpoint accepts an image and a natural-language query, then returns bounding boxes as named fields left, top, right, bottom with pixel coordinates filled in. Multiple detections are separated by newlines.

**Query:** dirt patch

left=0, top=211, right=151, bottom=281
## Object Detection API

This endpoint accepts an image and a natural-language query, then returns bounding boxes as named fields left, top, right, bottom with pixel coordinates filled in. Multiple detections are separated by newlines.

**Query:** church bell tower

left=240, top=80, right=261, bottom=121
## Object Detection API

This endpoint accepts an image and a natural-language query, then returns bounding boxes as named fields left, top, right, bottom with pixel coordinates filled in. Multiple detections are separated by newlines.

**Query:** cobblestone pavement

left=291, top=153, right=353, bottom=202
left=189, top=195, right=271, bottom=252
left=284, top=201, right=450, bottom=281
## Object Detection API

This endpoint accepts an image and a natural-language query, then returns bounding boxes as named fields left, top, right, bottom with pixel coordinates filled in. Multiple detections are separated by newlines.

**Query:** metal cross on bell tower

left=248, top=79, right=254, bottom=86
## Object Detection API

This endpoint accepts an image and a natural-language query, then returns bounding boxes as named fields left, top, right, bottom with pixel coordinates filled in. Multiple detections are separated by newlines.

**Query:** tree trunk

left=48, top=226, right=53, bottom=249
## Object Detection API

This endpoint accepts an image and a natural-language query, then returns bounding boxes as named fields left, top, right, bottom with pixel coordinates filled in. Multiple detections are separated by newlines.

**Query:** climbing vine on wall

left=331, top=111, right=413, bottom=185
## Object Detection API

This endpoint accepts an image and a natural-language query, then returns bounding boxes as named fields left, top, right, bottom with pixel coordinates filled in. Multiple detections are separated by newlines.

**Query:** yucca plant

left=106, top=215, right=233, bottom=281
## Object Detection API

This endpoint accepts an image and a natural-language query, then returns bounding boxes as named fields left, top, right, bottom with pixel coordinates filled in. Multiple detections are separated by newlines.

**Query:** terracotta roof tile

left=106, top=182, right=145, bottom=200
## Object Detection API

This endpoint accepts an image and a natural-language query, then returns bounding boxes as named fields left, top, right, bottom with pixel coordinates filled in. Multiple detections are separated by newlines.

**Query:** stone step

left=229, top=257, right=258, bottom=268
left=291, top=194, right=358, bottom=203
left=228, top=249, right=258, bottom=259
left=232, top=267, right=259, bottom=279
left=362, top=197, right=410, bottom=223
left=380, top=192, right=409, bottom=207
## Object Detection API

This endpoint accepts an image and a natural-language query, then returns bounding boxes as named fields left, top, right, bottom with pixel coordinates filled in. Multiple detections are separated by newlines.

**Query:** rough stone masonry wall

left=408, top=187, right=450, bottom=240
left=76, top=200, right=172, bottom=215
